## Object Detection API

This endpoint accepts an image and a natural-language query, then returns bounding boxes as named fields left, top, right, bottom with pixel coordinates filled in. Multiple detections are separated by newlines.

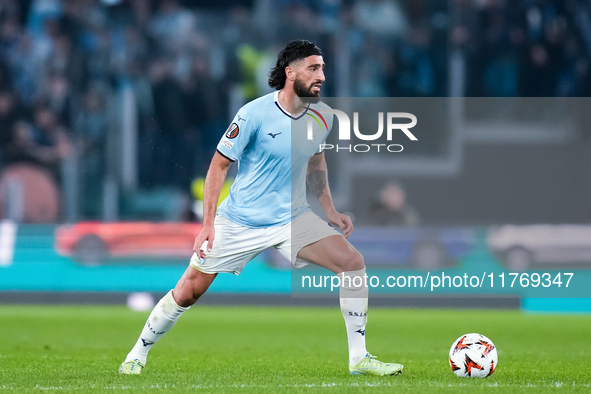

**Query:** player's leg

left=173, top=265, right=218, bottom=306
left=297, top=234, right=403, bottom=375
left=296, top=234, right=363, bottom=273
left=120, top=215, right=268, bottom=374
left=297, top=235, right=368, bottom=362
left=119, top=267, right=216, bottom=374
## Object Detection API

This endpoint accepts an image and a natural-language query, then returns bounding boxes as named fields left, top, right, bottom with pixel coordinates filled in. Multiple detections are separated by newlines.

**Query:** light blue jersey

left=216, top=91, right=333, bottom=228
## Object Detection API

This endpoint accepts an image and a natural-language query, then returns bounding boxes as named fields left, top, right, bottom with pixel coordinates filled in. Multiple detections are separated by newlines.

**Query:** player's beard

left=294, top=76, right=321, bottom=103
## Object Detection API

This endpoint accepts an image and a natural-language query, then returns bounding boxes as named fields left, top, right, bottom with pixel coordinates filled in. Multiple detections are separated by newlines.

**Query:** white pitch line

left=11, top=381, right=589, bottom=391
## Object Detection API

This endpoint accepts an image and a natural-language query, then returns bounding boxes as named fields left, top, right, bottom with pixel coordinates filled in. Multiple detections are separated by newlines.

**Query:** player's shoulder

left=239, top=92, right=276, bottom=117
left=232, top=93, right=274, bottom=131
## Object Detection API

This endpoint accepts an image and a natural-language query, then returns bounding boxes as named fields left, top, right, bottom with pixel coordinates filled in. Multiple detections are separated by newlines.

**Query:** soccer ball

left=449, top=333, right=498, bottom=378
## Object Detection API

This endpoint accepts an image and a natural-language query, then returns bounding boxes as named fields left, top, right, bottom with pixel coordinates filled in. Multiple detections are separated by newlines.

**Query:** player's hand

left=327, top=211, right=354, bottom=238
left=193, top=224, right=215, bottom=259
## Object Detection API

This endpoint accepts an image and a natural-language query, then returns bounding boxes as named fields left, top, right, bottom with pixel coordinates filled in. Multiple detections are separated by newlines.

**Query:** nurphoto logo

left=307, top=109, right=418, bottom=153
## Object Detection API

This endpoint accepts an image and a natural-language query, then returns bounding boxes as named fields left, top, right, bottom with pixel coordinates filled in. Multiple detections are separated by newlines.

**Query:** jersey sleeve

left=216, top=108, right=259, bottom=162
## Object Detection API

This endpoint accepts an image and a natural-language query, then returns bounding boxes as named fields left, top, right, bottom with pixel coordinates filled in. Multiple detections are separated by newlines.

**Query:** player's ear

left=285, top=66, right=295, bottom=82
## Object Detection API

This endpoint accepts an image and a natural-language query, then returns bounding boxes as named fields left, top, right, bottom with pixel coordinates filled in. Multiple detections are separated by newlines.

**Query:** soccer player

left=119, top=40, right=403, bottom=376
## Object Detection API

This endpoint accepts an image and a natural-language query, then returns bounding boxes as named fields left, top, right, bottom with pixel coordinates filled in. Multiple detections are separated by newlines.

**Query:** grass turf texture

left=0, top=305, right=589, bottom=393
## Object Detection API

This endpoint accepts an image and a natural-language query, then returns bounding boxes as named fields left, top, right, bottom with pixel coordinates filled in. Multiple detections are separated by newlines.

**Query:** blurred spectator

left=127, top=58, right=159, bottom=189
left=352, top=36, right=391, bottom=97
left=41, top=71, right=71, bottom=126
left=3, top=120, right=47, bottom=164
left=181, top=55, right=227, bottom=176
left=277, top=2, right=321, bottom=43
left=395, top=0, right=439, bottom=96
left=0, top=90, right=20, bottom=159
left=30, top=14, right=62, bottom=72
left=26, top=0, right=62, bottom=39
left=235, top=43, right=274, bottom=102
left=45, top=32, right=86, bottom=93
left=316, top=0, right=343, bottom=35
left=0, top=15, right=22, bottom=76
left=127, top=0, right=152, bottom=29
left=369, top=181, right=420, bottom=226
left=74, top=86, right=107, bottom=216
left=4, top=31, right=40, bottom=104
left=149, top=0, right=196, bottom=56
left=110, top=25, right=148, bottom=77
left=449, top=0, right=476, bottom=51
left=0, top=0, right=21, bottom=22
left=352, top=0, right=407, bottom=39
left=29, top=101, right=72, bottom=173
left=473, top=0, right=521, bottom=96
left=520, top=43, right=555, bottom=96
left=86, top=27, right=112, bottom=83
left=396, top=25, right=436, bottom=96
left=146, top=57, right=190, bottom=188
left=0, top=57, right=11, bottom=90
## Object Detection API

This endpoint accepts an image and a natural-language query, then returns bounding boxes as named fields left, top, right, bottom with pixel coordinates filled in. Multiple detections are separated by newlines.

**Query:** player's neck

left=278, top=88, right=307, bottom=116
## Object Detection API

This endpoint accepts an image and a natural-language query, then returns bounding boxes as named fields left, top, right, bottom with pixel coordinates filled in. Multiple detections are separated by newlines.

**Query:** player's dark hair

left=268, top=40, right=323, bottom=90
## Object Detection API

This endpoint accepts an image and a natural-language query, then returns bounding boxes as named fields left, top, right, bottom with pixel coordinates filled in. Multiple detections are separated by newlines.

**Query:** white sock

left=339, top=268, right=369, bottom=366
left=125, top=290, right=189, bottom=364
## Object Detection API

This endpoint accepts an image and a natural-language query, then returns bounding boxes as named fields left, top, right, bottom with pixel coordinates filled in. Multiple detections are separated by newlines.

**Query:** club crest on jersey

left=225, top=123, right=239, bottom=139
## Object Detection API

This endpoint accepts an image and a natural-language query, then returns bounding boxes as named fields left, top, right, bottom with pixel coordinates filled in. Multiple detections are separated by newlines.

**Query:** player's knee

left=350, top=250, right=365, bottom=271
left=173, top=267, right=216, bottom=307
left=339, top=249, right=365, bottom=272
left=173, top=279, right=209, bottom=307
left=172, top=288, right=199, bottom=307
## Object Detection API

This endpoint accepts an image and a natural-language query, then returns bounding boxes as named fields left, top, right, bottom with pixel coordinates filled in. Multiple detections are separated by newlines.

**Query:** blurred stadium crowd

left=1, top=0, right=591, bottom=221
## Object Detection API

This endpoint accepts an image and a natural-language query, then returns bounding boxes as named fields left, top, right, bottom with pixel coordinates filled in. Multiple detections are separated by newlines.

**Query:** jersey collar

left=274, top=90, right=310, bottom=120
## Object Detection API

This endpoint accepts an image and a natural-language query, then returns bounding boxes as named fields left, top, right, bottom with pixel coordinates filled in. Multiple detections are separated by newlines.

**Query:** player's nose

left=315, top=68, right=325, bottom=82
left=318, top=69, right=325, bottom=81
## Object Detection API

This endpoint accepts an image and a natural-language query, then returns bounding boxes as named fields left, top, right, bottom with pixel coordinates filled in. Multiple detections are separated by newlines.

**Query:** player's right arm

left=193, top=107, right=254, bottom=257
left=192, top=151, right=233, bottom=258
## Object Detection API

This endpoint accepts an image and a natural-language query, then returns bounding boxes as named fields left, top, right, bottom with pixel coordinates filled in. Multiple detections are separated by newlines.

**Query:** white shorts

left=189, top=211, right=342, bottom=275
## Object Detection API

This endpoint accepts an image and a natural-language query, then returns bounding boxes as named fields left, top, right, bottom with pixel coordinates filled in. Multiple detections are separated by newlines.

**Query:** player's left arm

left=307, top=152, right=353, bottom=238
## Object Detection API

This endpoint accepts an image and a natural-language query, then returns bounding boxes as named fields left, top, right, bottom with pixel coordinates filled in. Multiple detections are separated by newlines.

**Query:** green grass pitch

left=0, top=304, right=589, bottom=393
